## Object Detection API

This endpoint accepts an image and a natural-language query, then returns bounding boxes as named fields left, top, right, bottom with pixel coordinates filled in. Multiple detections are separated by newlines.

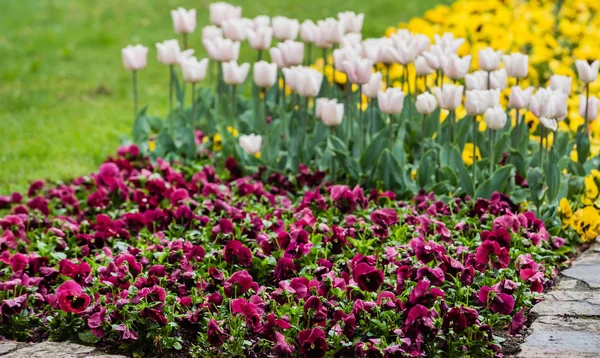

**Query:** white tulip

left=122, top=45, right=148, bottom=71
left=222, top=61, right=250, bottom=85
left=203, top=37, right=240, bottom=62
left=508, top=86, right=534, bottom=109
left=296, top=67, right=323, bottom=97
left=391, top=35, right=418, bottom=65
left=300, top=20, right=319, bottom=43
left=378, top=88, right=406, bottom=115
left=442, top=54, right=472, bottom=80
left=180, top=57, right=209, bottom=83
left=272, top=40, right=304, bottom=67
left=416, top=92, right=437, bottom=115
left=434, top=33, right=465, bottom=53
left=465, top=90, right=491, bottom=116
left=576, top=60, right=600, bottom=84
left=317, top=18, right=344, bottom=45
left=340, top=33, right=362, bottom=48
left=320, top=99, right=345, bottom=127
left=539, top=117, right=557, bottom=131
left=316, top=98, right=334, bottom=119
left=530, top=88, right=555, bottom=119
left=282, top=66, right=299, bottom=92
left=239, top=134, right=262, bottom=155
left=465, top=71, right=488, bottom=90
left=253, top=61, right=278, bottom=89
left=433, top=84, right=464, bottom=110
left=333, top=47, right=360, bottom=71
left=272, top=16, right=299, bottom=41
left=503, top=53, right=529, bottom=79
left=253, top=15, right=270, bottom=29
left=362, top=72, right=383, bottom=99
left=422, top=44, right=450, bottom=70
left=579, top=95, right=600, bottom=122
left=337, top=11, right=364, bottom=33
left=171, top=8, right=196, bottom=34
left=246, top=26, right=273, bottom=51
left=156, top=39, right=193, bottom=65
left=202, top=26, right=223, bottom=42
left=222, top=19, right=248, bottom=42
left=415, top=56, right=434, bottom=76
left=490, top=68, right=508, bottom=90
left=209, top=2, right=242, bottom=26
left=478, top=47, right=502, bottom=72
left=549, top=75, right=572, bottom=95
left=485, top=105, right=508, bottom=130
left=344, top=57, right=373, bottom=85
left=413, top=34, right=430, bottom=56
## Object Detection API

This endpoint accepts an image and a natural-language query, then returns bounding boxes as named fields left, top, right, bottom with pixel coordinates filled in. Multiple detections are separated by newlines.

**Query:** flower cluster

left=0, top=145, right=568, bottom=357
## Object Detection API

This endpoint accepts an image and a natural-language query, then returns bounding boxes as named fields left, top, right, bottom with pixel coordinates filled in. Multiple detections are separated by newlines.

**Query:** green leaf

left=475, top=165, right=512, bottom=198
left=576, top=125, right=590, bottom=164
left=78, top=331, right=100, bottom=344
left=417, top=150, right=436, bottom=190
left=374, top=149, right=404, bottom=191
left=526, top=167, right=545, bottom=208
left=544, top=149, right=561, bottom=204
left=360, top=129, right=389, bottom=169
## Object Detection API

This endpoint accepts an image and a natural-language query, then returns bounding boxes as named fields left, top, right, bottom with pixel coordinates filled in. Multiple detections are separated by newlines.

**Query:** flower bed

left=0, top=145, right=571, bottom=357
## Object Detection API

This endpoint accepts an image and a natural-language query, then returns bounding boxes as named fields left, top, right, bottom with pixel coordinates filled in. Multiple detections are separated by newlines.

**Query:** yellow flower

left=254, top=152, right=261, bottom=159
left=559, top=198, right=573, bottom=229
left=213, top=133, right=222, bottom=151
left=226, top=126, right=239, bottom=137
left=572, top=206, right=600, bottom=242
left=462, top=143, right=481, bottom=166
left=148, top=139, right=156, bottom=152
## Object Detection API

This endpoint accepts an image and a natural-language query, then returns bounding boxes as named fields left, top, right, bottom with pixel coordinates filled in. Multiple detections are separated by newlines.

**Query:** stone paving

left=518, top=238, right=600, bottom=358
left=0, top=341, right=128, bottom=358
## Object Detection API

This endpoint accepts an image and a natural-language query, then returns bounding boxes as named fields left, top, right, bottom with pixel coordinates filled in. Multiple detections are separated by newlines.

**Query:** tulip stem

left=388, top=115, right=394, bottom=149
left=191, top=83, right=196, bottom=123
left=275, top=70, right=280, bottom=106
left=257, top=50, right=263, bottom=62
left=539, top=126, right=545, bottom=167
left=515, top=109, right=521, bottom=147
left=358, top=85, right=363, bottom=152
left=182, top=34, right=188, bottom=50
left=421, top=113, right=427, bottom=160
left=262, top=89, right=268, bottom=133
left=487, top=71, right=491, bottom=90
left=330, top=127, right=336, bottom=179
left=369, top=98, right=374, bottom=143
left=585, top=82, right=590, bottom=136
left=489, top=130, right=495, bottom=173
left=232, top=85, right=237, bottom=121
left=169, top=65, right=174, bottom=114
left=386, top=64, right=391, bottom=89
left=306, top=43, right=312, bottom=66
left=132, top=70, right=138, bottom=119
left=472, top=115, right=477, bottom=179
left=282, top=76, right=287, bottom=108
left=332, top=44, right=338, bottom=94
left=449, top=110, right=455, bottom=143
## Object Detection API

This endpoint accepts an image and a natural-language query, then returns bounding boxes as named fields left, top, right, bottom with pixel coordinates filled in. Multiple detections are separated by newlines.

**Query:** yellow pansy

left=462, top=143, right=481, bottom=166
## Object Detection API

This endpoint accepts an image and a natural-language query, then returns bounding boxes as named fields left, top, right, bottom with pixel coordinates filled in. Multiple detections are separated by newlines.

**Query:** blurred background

left=0, top=0, right=446, bottom=193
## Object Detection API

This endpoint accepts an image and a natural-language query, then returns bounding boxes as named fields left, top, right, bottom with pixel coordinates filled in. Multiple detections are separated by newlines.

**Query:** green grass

left=0, top=0, right=446, bottom=194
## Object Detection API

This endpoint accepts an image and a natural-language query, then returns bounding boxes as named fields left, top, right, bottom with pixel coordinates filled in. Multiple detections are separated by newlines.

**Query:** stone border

left=0, top=341, right=127, bottom=358
left=518, top=239, right=600, bottom=358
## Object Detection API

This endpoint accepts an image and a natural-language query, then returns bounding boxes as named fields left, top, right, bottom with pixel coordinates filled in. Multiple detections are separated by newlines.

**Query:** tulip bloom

left=337, top=11, right=364, bottom=33
left=508, top=86, right=534, bottom=110
left=204, top=37, right=240, bottom=63
left=222, top=19, right=248, bottom=42
left=465, top=90, right=491, bottom=117
left=485, top=105, right=507, bottom=130
left=56, top=280, right=91, bottom=314
left=478, top=47, right=502, bottom=72
left=270, top=40, right=304, bottom=68
left=253, top=61, right=277, bottom=89
left=272, top=16, right=299, bottom=41
left=343, top=57, right=373, bottom=85
left=362, top=72, right=383, bottom=99
left=252, top=15, right=270, bottom=29
left=319, top=99, right=344, bottom=127
left=122, top=45, right=148, bottom=71
left=181, top=57, right=209, bottom=84
left=318, top=18, right=344, bottom=46
left=246, top=26, right=273, bottom=53
left=576, top=60, right=600, bottom=84
left=433, top=84, right=464, bottom=110
left=209, top=2, right=242, bottom=26
left=239, top=134, right=262, bottom=156
left=441, top=54, right=471, bottom=80
left=171, top=8, right=196, bottom=35
left=340, top=33, right=362, bottom=48
left=156, top=39, right=193, bottom=66
left=579, top=95, right=599, bottom=122
left=549, top=74, right=572, bottom=95
left=434, top=32, right=465, bottom=53
left=416, top=92, right=437, bottom=115
left=223, top=61, right=250, bottom=86
left=202, top=26, right=223, bottom=42
left=503, top=53, right=529, bottom=79
left=415, top=56, right=434, bottom=76
left=378, top=88, right=405, bottom=115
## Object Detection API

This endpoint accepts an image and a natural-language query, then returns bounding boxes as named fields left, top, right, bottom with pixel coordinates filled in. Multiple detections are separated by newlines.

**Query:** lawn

left=0, top=0, right=445, bottom=194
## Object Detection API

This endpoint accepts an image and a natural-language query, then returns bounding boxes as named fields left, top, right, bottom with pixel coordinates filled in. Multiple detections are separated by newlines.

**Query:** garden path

left=518, top=238, right=600, bottom=358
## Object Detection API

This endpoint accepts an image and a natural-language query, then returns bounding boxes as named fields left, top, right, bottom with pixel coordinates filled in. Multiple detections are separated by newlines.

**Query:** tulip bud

left=171, top=8, right=196, bottom=34
left=415, top=56, right=434, bottom=76
left=272, top=16, right=299, bottom=41
left=337, top=11, right=364, bottom=34
left=508, top=86, right=534, bottom=109
left=465, top=71, right=487, bottom=90
left=239, top=134, right=262, bottom=155
left=490, top=68, right=508, bottom=90
left=579, top=95, right=600, bottom=122
left=222, top=61, right=250, bottom=85
left=442, top=54, right=472, bottom=80
left=202, top=26, right=223, bottom=42
left=203, top=38, right=240, bottom=62
left=253, top=15, right=270, bottom=29
left=391, top=36, right=418, bottom=65
left=317, top=18, right=344, bottom=45
left=413, top=35, right=431, bottom=56
left=300, top=20, right=319, bottom=43
left=253, top=61, right=277, bottom=89
left=551, top=90, right=568, bottom=120
left=296, top=67, right=324, bottom=98
left=320, top=99, right=344, bottom=127
left=549, top=75, right=572, bottom=95
left=433, top=84, right=464, bottom=110
left=484, top=105, right=507, bottom=130
left=273, top=40, right=304, bottom=68
left=465, top=90, right=490, bottom=116
left=156, top=40, right=194, bottom=65
left=379, top=45, right=402, bottom=65
left=181, top=57, right=209, bottom=83
left=343, top=57, right=373, bottom=85
left=122, top=45, right=148, bottom=71
left=282, top=66, right=299, bottom=93
left=362, top=72, right=383, bottom=99
left=209, top=2, right=242, bottom=26
left=478, top=47, right=502, bottom=72
left=530, top=88, right=555, bottom=119
left=377, top=88, right=406, bottom=115
left=415, top=92, right=437, bottom=115
left=434, top=33, right=465, bottom=53
left=423, top=45, right=449, bottom=70
left=576, top=60, right=600, bottom=84
left=333, top=46, right=360, bottom=71
left=316, top=98, right=332, bottom=119
left=246, top=27, right=273, bottom=51
left=361, top=39, right=386, bottom=63
left=502, top=53, right=529, bottom=79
